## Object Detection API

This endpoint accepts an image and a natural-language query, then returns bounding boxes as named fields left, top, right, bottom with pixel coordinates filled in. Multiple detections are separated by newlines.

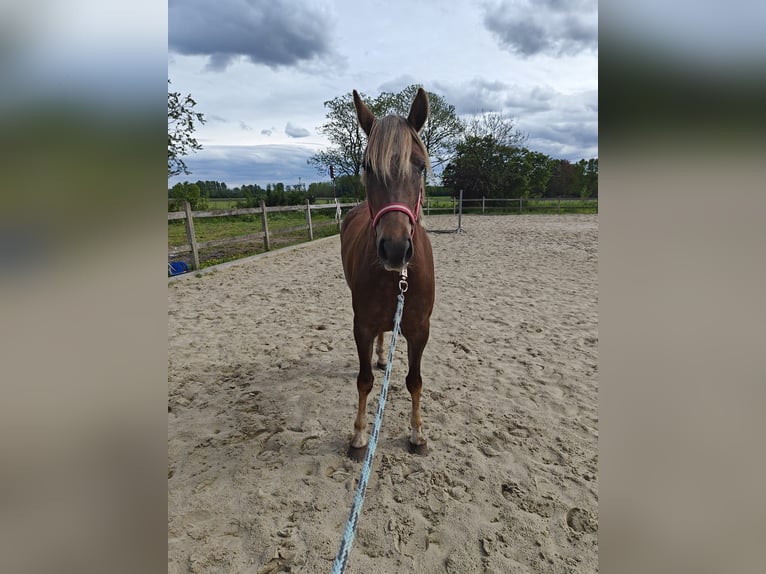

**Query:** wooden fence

left=424, top=196, right=597, bottom=215
left=168, top=199, right=357, bottom=271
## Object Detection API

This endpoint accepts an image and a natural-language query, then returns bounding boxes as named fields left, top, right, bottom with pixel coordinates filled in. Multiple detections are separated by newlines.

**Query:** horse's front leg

left=405, top=324, right=430, bottom=455
left=374, top=331, right=387, bottom=369
left=349, top=318, right=375, bottom=461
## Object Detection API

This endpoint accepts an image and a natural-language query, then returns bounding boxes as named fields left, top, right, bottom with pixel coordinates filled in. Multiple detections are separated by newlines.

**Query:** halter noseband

left=369, top=188, right=422, bottom=236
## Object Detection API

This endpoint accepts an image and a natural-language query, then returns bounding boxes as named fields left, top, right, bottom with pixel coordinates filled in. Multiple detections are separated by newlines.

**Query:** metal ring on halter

left=398, top=268, right=409, bottom=293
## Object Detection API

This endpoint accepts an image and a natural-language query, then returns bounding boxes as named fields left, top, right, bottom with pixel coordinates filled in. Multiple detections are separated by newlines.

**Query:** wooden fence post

left=334, top=198, right=342, bottom=226
left=183, top=200, right=200, bottom=270
left=306, top=199, right=314, bottom=241
left=557, top=196, right=561, bottom=214
left=260, top=200, right=270, bottom=251
left=482, top=196, right=485, bottom=214
left=427, top=196, right=431, bottom=216
left=518, top=198, right=522, bottom=214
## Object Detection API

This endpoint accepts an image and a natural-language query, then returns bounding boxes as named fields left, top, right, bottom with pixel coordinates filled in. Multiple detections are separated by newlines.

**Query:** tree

left=169, top=182, right=206, bottom=211
left=546, top=160, right=577, bottom=197
left=443, top=136, right=556, bottom=200
left=525, top=151, right=554, bottom=199
left=575, top=158, right=598, bottom=198
left=168, top=80, right=206, bottom=178
left=308, top=85, right=463, bottom=187
left=463, top=111, right=527, bottom=148
left=373, top=85, right=465, bottom=172
left=308, top=93, right=368, bottom=186
left=442, top=135, right=516, bottom=199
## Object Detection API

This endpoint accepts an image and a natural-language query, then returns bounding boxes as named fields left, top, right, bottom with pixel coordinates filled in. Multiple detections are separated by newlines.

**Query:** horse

left=340, top=88, right=435, bottom=461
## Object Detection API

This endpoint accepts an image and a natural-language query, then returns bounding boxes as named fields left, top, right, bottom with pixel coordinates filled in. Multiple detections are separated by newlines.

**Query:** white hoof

left=351, top=431, right=368, bottom=449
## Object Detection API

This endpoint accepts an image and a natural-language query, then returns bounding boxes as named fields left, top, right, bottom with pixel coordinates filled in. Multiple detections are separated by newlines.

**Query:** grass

left=168, top=209, right=339, bottom=247
left=168, top=197, right=597, bottom=271
left=169, top=196, right=356, bottom=210
left=424, top=196, right=598, bottom=215
left=168, top=206, right=343, bottom=269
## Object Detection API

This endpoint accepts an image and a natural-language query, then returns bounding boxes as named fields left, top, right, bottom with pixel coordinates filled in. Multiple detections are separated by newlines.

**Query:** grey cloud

left=169, top=0, right=337, bottom=71
left=377, top=75, right=419, bottom=94
left=285, top=122, right=310, bottom=138
left=261, top=128, right=274, bottom=136
left=433, top=80, right=558, bottom=116
left=167, top=144, right=321, bottom=188
left=523, top=107, right=598, bottom=160
left=432, top=79, right=510, bottom=114
left=530, top=122, right=598, bottom=149
left=483, top=0, right=597, bottom=57
left=422, top=80, right=596, bottom=159
left=240, top=121, right=253, bottom=131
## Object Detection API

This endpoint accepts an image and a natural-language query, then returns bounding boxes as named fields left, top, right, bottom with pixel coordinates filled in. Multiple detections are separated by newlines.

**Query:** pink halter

left=369, top=188, right=422, bottom=236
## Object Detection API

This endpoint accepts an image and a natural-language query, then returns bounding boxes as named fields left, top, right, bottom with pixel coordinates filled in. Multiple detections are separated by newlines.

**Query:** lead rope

left=331, top=268, right=408, bottom=574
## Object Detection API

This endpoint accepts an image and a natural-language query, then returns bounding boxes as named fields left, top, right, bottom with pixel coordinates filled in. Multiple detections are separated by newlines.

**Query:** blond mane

left=363, top=115, right=430, bottom=185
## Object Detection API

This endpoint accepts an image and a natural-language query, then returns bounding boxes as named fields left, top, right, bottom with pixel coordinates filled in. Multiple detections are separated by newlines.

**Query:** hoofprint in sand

left=168, top=214, right=598, bottom=574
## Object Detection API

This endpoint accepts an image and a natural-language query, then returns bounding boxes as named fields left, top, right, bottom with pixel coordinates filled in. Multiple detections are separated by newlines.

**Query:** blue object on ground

left=168, top=261, right=189, bottom=276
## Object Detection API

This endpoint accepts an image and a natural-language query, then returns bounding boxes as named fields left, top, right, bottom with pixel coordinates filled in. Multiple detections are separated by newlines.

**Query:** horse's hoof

left=408, top=441, right=429, bottom=456
left=347, top=445, right=368, bottom=462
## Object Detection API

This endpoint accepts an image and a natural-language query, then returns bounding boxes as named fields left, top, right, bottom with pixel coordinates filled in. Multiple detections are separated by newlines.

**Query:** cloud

left=376, top=75, right=420, bottom=94
left=285, top=122, right=310, bottom=138
left=430, top=79, right=597, bottom=160
left=432, top=79, right=558, bottom=116
left=261, top=128, right=274, bottom=136
left=483, top=0, right=597, bottom=57
left=167, top=144, right=323, bottom=187
left=168, top=0, right=337, bottom=71
left=239, top=121, right=253, bottom=131
left=526, top=123, right=598, bottom=160
left=432, top=78, right=513, bottom=114
left=520, top=89, right=598, bottom=160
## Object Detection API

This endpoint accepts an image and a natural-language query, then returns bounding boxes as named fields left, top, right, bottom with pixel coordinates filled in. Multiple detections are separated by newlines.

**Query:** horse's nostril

left=377, top=239, right=387, bottom=260
left=405, top=240, right=413, bottom=262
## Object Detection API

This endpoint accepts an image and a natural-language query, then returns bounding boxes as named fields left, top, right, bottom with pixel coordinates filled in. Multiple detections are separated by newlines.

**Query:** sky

left=168, top=0, right=599, bottom=188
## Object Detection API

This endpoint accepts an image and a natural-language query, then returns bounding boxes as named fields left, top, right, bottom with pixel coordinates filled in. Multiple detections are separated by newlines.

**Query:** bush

left=169, top=182, right=208, bottom=211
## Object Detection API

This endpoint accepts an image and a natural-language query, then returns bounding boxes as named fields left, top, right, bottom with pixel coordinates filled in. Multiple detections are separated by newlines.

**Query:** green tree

left=169, top=182, right=207, bottom=211
left=443, top=138, right=555, bottom=200
left=442, top=135, right=516, bottom=199
left=308, top=181, right=335, bottom=198
left=505, top=147, right=531, bottom=199
left=546, top=160, right=577, bottom=197
left=525, top=151, right=554, bottom=199
left=373, top=85, right=465, bottom=172
left=334, top=174, right=364, bottom=200
left=575, top=158, right=598, bottom=198
left=307, top=93, right=368, bottom=190
left=168, top=80, right=206, bottom=178
left=308, top=86, right=463, bottom=189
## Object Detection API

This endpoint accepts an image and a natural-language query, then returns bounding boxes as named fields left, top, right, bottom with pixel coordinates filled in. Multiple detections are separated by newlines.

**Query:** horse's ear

left=407, top=87, right=429, bottom=133
left=353, top=90, right=375, bottom=136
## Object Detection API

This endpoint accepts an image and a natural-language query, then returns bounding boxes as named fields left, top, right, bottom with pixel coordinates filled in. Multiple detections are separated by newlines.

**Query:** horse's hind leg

left=375, top=332, right=387, bottom=369
left=405, top=324, right=430, bottom=455
left=349, top=319, right=375, bottom=461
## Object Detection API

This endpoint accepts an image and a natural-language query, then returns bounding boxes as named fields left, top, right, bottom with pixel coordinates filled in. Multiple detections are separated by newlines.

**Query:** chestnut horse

left=340, top=88, right=435, bottom=461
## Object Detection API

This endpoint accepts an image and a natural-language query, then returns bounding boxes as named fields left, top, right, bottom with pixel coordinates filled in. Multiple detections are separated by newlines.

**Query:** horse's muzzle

left=377, top=236, right=413, bottom=271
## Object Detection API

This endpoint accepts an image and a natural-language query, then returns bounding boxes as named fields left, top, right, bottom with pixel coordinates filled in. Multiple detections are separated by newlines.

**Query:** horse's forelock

left=363, top=116, right=429, bottom=185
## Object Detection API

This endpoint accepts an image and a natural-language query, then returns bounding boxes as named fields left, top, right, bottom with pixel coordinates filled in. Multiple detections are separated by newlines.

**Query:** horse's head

left=353, top=88, right=430, bottom=272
